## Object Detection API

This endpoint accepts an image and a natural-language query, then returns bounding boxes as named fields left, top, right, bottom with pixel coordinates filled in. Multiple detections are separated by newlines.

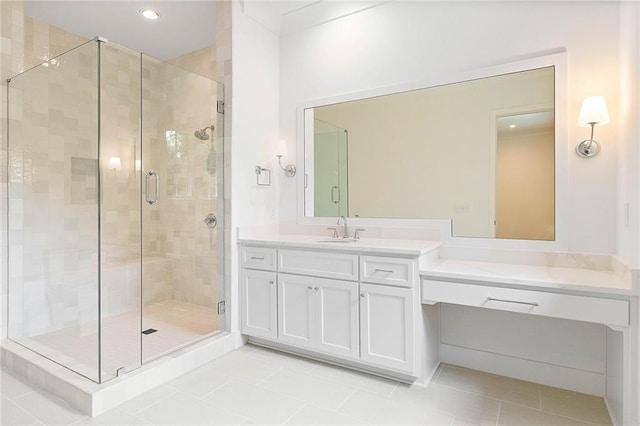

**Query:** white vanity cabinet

left=360, top=283, right=415, bottom=373
left=359, top=255, right=417, bottom=373
left=278, top=273, right=359, bottom=359
left=240, top=246, right=278, bottom=339
left=239, top=242, right=428, bottom=380
left=240, top=268, right=277, bottom=339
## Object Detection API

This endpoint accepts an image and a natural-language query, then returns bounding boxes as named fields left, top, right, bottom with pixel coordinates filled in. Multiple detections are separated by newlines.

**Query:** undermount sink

left=314, top=238, right=358, bottom=243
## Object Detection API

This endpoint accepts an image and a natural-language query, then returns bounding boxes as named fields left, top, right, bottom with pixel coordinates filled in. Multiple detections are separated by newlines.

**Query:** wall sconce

left=576, top=96, right=610, bottom=158
left=276, top=139, right=296, bottom=177
left=108, top=156, right=122, bottom=171
left=135, top=159, right=141, bottom=172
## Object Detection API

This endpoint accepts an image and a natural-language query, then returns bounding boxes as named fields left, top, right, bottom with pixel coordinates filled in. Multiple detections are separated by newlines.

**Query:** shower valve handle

left=203, top=214, right=217, bottom=230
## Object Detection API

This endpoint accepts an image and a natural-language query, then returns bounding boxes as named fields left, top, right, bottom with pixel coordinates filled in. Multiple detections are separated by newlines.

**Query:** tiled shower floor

left=27, top=300, right=218, bottom=379
left=1, top=343, right=613, bottom=425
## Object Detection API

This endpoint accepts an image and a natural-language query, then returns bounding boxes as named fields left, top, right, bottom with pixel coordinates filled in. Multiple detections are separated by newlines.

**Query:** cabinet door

left=278, top=273, right=315, bottom=348
left=360, top=283, right=415, bottom=373
left=315, top=278, right=359, bottom=360
left=241, top=269, right=277, bottom=339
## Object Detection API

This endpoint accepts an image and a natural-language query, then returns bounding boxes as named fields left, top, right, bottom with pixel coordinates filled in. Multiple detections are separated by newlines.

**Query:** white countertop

left=238, top=233, right=441, bottom=256
left=421, top=258, right=636, bottom=297
left=238, top=227, right=636, bottom=297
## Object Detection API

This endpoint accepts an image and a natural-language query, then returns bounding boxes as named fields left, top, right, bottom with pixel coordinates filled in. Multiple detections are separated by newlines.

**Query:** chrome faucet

left=337, top=216, right=349, bottom=238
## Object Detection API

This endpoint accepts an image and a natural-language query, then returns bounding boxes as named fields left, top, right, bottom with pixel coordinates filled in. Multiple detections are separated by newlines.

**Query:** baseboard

left=441, top=343, right=606, bottom=396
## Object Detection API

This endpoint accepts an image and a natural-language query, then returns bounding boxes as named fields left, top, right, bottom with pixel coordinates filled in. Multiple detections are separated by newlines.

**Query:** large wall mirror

left=303, top=65, right=556, bottom=240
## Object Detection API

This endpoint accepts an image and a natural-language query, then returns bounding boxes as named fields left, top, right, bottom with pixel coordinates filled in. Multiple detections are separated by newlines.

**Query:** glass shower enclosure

left=313, top=119, right=349, bottom=217
left=6, top=38, right=225, bottom=383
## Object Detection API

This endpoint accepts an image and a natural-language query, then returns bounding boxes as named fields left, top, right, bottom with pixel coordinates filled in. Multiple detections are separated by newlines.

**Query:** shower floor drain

left=142, top=328, right=158, bottom=335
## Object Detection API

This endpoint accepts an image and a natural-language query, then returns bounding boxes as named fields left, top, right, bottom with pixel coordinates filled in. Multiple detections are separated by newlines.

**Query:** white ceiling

left=24, top=1, right=217, bottom=60
left=24, top=1, right=387, bottom=60
left=497, top=111, right=555, bottom=135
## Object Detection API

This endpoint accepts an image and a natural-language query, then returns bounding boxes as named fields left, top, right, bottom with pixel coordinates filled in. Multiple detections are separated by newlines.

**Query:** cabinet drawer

left=422, top=279, right=629, bottom=327
left=361, top=256, right=415, bottom=288
left=279, top=250, right=359, bottom=281
left=241, top=246, right=277, bottom=271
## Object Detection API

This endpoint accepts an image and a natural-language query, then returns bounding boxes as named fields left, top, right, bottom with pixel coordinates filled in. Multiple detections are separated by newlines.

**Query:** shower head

left=194, top=125, right=215, bottom=141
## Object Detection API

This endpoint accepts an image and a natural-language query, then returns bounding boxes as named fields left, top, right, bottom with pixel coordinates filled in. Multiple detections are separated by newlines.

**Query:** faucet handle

left=327, top=227, right=339, bottom=238
left=354, top=228, right=366, bottom=240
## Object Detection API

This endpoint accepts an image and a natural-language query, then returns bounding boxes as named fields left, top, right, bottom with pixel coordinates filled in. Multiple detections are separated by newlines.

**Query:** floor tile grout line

left=194, top=375, right=234, bottom=401
left=122, top=386, right=180, bottom=416
left=3, top=393, right=49, bottom=425
left=302, top=363, right=399, bottom=394
left=280, top=401, right=309, bottom=425
left=253, top=377, right=319, bottom=408
left=2, top=386, right=38, bottom=403
left=498, top=398, right=608, bottom=426
left=253, top=364, right=285, bottom=387
left=429, top=381, right=508, bottom=406
left=387, top=381, right=400, bottom=397
left=334, top=388, right=357, bottom=412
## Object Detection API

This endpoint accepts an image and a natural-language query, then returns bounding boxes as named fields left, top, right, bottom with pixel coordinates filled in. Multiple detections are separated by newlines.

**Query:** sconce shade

left=276, top=139, right=288, bottom=157
left=578, top=96, right=610, bottom=126
left=109, top=157, right=122, bottom=171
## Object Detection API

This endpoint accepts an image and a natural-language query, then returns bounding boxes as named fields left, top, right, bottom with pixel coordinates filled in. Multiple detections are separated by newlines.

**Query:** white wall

left=279, top=1, right=622, bottom=255
left=617, top=2, right=640, bottom=268
left=230, top=2, right=280, bottom=331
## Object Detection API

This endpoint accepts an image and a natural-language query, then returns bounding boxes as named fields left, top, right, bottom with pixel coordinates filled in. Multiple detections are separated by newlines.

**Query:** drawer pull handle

left=487, top=297, right=539, bottom=307
left=374, top=268, right=394, bottom=273
left=250, top=256, right=265, bottom=260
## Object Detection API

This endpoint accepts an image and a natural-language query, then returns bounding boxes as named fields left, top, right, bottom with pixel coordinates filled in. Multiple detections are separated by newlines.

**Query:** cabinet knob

left=269, top=281, right=274, bottom=285
left=308, top=286, right=313, bottom=290
left=314, top=287, right=319, bottom=291
left=360, top=293, right=365, bottom=298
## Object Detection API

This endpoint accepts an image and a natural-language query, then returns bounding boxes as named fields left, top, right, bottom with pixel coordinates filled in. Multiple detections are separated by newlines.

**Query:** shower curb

left=1, top=331, right=244, bottom=417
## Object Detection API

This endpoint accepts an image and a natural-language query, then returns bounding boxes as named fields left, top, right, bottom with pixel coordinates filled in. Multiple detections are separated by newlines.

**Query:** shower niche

left=6, top=38, right=225, bottom=384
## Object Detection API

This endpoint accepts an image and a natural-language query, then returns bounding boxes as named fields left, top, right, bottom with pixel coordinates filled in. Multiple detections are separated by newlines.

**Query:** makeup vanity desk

left=420, top=254, right=637, bottom=425
left=421, top=256, right=634, bottom=327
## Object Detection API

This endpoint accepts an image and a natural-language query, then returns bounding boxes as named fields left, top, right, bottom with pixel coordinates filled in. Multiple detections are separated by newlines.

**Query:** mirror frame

left=296, top=51, right=568, bottom=250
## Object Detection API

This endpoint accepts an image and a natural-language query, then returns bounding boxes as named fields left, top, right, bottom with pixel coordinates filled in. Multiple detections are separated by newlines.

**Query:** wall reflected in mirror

left=304, top=66, right=555, bottom=240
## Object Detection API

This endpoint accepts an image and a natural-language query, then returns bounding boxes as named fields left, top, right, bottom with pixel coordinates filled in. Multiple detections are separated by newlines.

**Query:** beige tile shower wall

left=7, top=40, right=101, bottom=338
left=1, top=0, right=26, bottom=339
left=170, top=45, right=216, bottom=81
left=23, top=16, right=88, bottom=71
left=143, top=54, right=219, bottom=309
left=99, top=41, right=142, bottom=318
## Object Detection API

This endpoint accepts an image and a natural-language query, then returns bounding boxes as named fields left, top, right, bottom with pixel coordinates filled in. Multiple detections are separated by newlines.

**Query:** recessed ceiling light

left=140, top=9, right=160, bottom=20
left=509, top=124, right=517, bottom=128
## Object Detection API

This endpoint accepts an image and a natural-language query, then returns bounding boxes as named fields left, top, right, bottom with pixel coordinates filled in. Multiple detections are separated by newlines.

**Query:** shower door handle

left=331, top=186, right=340, bottom=204
left=145, top=171, right=159, bottom=205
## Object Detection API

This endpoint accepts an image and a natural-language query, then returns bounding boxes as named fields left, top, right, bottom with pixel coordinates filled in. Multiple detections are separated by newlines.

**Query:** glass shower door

left=140, top=55, right=224, bottom=362
left=313, top=119, right=349, bottom=217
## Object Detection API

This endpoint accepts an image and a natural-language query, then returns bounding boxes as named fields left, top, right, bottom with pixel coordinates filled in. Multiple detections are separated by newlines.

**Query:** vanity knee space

left=239, top=244, right=421, bottom=377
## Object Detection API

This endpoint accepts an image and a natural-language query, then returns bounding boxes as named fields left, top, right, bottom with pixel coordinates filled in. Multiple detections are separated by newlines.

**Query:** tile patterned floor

left=0, top=343, right=613, bottom=425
